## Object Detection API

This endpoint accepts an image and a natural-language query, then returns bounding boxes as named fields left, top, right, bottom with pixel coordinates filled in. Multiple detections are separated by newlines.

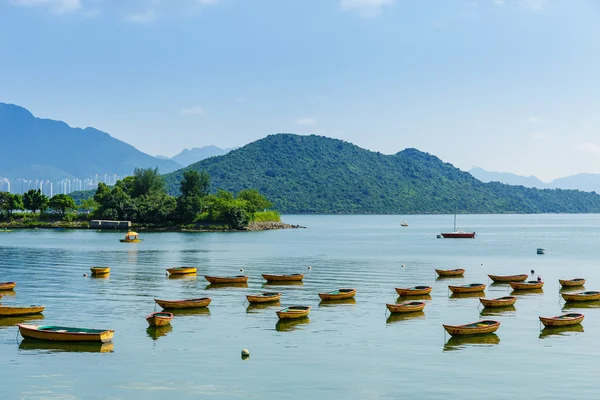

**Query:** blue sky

left=1, top=0, right=599, bottom=181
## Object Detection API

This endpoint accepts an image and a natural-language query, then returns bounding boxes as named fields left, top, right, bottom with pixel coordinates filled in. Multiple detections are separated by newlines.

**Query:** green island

left=0, top=168, right=289, bottom=231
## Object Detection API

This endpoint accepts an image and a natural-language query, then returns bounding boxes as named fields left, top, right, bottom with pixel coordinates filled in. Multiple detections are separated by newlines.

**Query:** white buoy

left=241, top=348, right=250, bottom=357
left=401, top=264, right=405, bottom=268
left=308, top=266, right=312, bottom=270
left=83, top=273, right=88, bottom=277
left=240, top=268, right=244, bottom=272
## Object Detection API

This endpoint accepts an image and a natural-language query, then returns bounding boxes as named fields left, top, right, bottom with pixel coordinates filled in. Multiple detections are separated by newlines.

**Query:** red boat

left=440, top=214, right=475, bottom=239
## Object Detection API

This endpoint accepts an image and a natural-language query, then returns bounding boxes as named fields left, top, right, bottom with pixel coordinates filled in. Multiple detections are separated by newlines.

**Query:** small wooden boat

left=479, top=296, right=517, bottom=308
left=562, top=291, right=600, bottom=302
left=146, top=311, right=173, bottom=327
left=0, top=305, right=44, bottom=316
left=276, top=305, right=310, bottom=319
left=90, top=267, right=110, bottom=275
left=318, top=288, right=356, bottom=300
left=18, top=324, right=114, bottom=342
left=537, top=248, right=545, bottom=255
left=539, top=313, right=584, bottom=327
left=559, top=278, right=586, bottom=287
left=166, top=267, right=197, bottom=275
left=443, top=320, right=500, bottom=336
left=0, top=282, right=16, bottom=290
left=386, top=301, right=426, bottom=313
left=435, top=269, right=465, bottom=277
left=154, top=297, right=211, bottom=309
left=120, top=231, right=141, bottom=243
left=488, top=274, right=528, bottom=283
left=509, top=281, right=544, bottom=290
left=246, top=292, right=282, bottom=304
left=262, top=274, right=304, bottom=282
left=400, top=222, right=408, bottom=227
left=448, top=283, right=486, bottom=293
left=204, top=275, right=248, bottom=284
left=395, top=286, right=432, bottom=296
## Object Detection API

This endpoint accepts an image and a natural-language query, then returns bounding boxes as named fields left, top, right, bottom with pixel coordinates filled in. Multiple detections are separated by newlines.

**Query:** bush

left=252, top=211, right=281, bottom=222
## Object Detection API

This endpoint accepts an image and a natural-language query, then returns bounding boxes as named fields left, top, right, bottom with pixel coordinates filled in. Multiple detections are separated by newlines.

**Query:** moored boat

left=488, top=274, right=528, bottom=283
left=443, top=320, right=500, bottom=336
left=509, top=281, right=544, bottom=290
left=154, top=297, right=211, bottom=309
left=246, top=292, right=282, bottom=304
left=318, top=288, right=356, bottom=300
left=0, top=282, right=16, bottom=290
left=90, top=267, right=110, bottom=275
left=562, top=291, right=600, bottom=302
left=262, top=274, right=304, bottom=282
left=204, top=275, right=248, bottom=284
left=386, top=301, right=426, bottom=313
left=0, top=305, right=45, bottom=316
left=395, top=286, right=432, bottom=296
left=448, top=283, right=486, bottom=294
left=479, top=296, right=517, bottom=308
left=539, top=313, right=584, bottom=327
left=18, top=324, right=114, bottom=342
left=146, top=311, right=174, bottom=327
left=276, top=305, right=310, bottom=319
left=559, top=278, right=586, bottom=287
left=119, top=231, right=140, bottom=243
left=400, top=222, right=408, bottom=227
left=166, top=267, right=197, bottom=275
left=435, top=269, right=465, bottom=277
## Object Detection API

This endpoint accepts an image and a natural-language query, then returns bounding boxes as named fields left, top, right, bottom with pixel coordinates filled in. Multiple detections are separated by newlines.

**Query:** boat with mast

left=440, top=214, right=476, bottom=239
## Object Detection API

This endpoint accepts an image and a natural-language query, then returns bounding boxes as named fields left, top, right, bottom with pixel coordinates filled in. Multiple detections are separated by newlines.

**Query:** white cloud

left=10, top=0, right=81, bottom=14
left=125, top=9, right=157, bottom=23
left=528, top=117, right=540, bottom=123
left=339, top=0, right=393, bottom=17
left=180, top=105, right=206, bottom=115
left=576, top=142, right=600, bottom=156
left=295, top=117, right=316, bottom=126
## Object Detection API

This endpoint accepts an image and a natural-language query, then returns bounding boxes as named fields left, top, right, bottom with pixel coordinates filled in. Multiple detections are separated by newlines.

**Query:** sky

left=0, top=0, right=599, bottom=181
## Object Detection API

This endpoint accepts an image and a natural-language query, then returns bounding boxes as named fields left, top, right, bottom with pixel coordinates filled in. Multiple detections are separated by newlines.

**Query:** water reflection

left=480, top=306, right=517, bottom=316
left=90, top=274, right=110, bottom=279
left=510, top=289, right=544, bottom=296
left=562, top=300, right=600, bottom=310
left=450, top=292, right=485, bottom=299
left=168, top=274, right=197, bottom=281
left=205, top=282, right=248, bottom=290
left=147, top=325, right=173, bottom=340
left=318, top=298, right=356, bottom=307
left=386, top=311, right=425, bottom=324
left=168, top=308, right=211, bottom=317
left=0, top=314, right=44, bottom=329
left=0, top=290, right=16, bottom=296
left=246, top=302, right=281, bottom=313
left=262, top=281, right=304, bottom=287
left=396, top=294, right=432, bottom=302
left=539, top=324, right=584, bottom=339
left=490, top=282, right=511, bottom=287
left=560, top=286, right=586, bottom=293
left=435, top=276, right=464, bottom=281
left=19, top=339, right=114, bottom=353
left=275, top=317, right=310, bottom=332
left=443, top=334, right=500, bottom=351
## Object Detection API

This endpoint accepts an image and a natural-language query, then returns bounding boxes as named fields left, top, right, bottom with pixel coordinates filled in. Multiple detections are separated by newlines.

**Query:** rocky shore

left=246, top=221, right=306, bottom=231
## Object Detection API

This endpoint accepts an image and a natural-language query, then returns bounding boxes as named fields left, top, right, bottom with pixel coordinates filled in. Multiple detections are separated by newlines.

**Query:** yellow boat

left=559, top=278, right=586, bottom=287
left=154, top=297, right=211, bottom=309
left=262, top=273, right=304, bottom=282
left=435, top=269, right=465, bottom=277
left=276, top=305, right=310, bottom=320
left=0, top=305, right=44, bottom=316
left=443, top=320, right=500, bottom=336
left=562, top=291, right=600, bottom=302
left=386, top=301, right=426, bottom=313
left=479, top=296, right=517, bottom=308
left=119, top=231, right=141, bottom=243
left=246, top=292, right=282, bottom=304
left=166, top=267, right=197, bottom=275
left=318, top=288, right=356, bottom=300
left=488, top=274, right=528, bottom=283
left=539, top=313, right=584, bottom=327
left=395, top=286, right=432, bottom=296
left=146, top=312, right=173, bottom=327
left=90, top=266, right=110, bottom=275
left=18, top=324, right=114, bottom=343
left=204, top=275, right=248, bottom=283
left=509, top=281, right=544, bottom=290
left=448, top=283, right=486, bottom=293
left=0, top=282, right=16, bottom=290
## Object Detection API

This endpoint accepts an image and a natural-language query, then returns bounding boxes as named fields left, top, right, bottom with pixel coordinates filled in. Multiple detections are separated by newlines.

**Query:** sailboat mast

left=454, top=214, right=457, bottom=231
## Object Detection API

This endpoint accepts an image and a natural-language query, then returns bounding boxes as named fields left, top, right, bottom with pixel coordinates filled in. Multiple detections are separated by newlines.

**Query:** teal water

left=1, top=214, right=600, bottom=399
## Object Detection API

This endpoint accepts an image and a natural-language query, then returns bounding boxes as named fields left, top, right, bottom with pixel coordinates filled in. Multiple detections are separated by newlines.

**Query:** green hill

left=162, top=133, right=600, bottom=214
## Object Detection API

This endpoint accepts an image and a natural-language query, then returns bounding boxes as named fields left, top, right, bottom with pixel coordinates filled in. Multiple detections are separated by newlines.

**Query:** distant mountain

left=163, top=133, right=600, bottom=214
left=154, top=155, right=173, bottom=161
left=170, top=145, right=235, bottom=167
left=549, top=173, right=600, bottom=194
left=469, top=167, right=546, bottom=188
left=0, top=103, right=181, bottom=180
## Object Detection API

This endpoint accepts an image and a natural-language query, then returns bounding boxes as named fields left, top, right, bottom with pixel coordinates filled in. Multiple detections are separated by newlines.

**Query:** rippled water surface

left=2, top=214, right=600, bottom=399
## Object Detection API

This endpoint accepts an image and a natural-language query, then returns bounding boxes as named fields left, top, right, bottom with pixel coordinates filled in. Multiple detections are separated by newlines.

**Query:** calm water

left=1, top=214, right=600, bottom=399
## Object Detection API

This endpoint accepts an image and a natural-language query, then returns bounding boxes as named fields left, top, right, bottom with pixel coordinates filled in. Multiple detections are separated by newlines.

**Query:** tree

left=180, top=170, right=210, bottom=198
left=94, top=183, right=111, bottom=204
left=22, top=189, right=49, bottom=215
left=237, top=189, right=274, bottom=213
left=49, top=194, right=76, bottom=216
left=0, top=192, right=24, bottom=218
left=132, top=167, right=164, bottom=198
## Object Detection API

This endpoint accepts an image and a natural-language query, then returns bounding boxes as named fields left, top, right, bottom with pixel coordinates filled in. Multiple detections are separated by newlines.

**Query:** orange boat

left=562, top=291, right=600, bottom=302
left=204, top=275, right=248, bottom=284
left=559, top=278, right=586, bottom=287
left=318, top=288, right=356, bottom=300
left=488, top=274, right=528, bottom=283
left=435, top=269, right=465, bottom=277
left=479, top=296, right=517, bottom=308
left=166, top=267, right=197, bottom=275
left=154, top=297, right=211, bottom=309
left=386, top=301, right=426, bottom=313
left=443, top=320, right=500, bottom=336
left=539, top=313, right=584, bottom=327
left=276, top=305, right=310, bottom=319
left=0, top=282, right=16, bottom=290
left=395, top=286, right=432, bottom=296
left=246, top=292, right=282, bottom=304
left=509, top=281, right=544, bottom=290
left=262, top=274, right=304, bottom=282
left=146, top=312, right=173, bottom=327
left=448, top=283, right=486, bottom=294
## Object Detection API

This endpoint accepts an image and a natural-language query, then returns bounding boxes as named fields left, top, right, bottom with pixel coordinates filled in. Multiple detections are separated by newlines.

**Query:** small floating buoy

left=166, top=272, right=169, bottom=276
left=401, top=264, right=405, bottom=268
left=308, top=266, right=312, bottom=270
left=83, top=273, right=87, bottom=277
left=531, top=270, right=535, bottom=275
left=240, top=268, right=244, bottom=272
left=241, top=348, right=250, bottom=358
left=481, top=263, right=483, bottom=266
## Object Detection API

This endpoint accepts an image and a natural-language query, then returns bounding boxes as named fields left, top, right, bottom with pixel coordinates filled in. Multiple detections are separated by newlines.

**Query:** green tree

left=49, top=194, right=76, bottom=216
left=22, top=189, right=49, bottom=215
left=180, top=170, right=210, bottom=198
left=94, top=183, right=111, bottom=204
left=237, top=189, right=274, bottom=213
left=79, top=197, right=99, bottom=213
left=132, top=167, right=164, bottom=198
left=0, top=192, right=24, bottom=218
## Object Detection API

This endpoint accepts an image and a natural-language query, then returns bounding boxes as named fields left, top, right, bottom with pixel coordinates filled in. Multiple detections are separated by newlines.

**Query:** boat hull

left=395, top=286, right=432, bottom=296
left=155, top=298, right=211, bottom=309
left=0, top=305, right=45, bottom=316
left=18, top=324, right=114, bottom=343
left=488, top=274, right=528, bottom=283
left=539, top=313, right=584, bottom=327
left=443, top=320, right=500, bottom=336
left=276, top=306, right=310, bottom=320
left=262, top=274, right=304, bottom=282
left=479, top=297, right=517, bottom=308
left=204, top=275, right=248, bottom=284
left=562, top=291, right=600, bottom=302
left=559, top=279, right=586, bottom=287
left=90, top=267, right=110, bottom=275
left=509, top=281, right=544, bottom=290
left=146, top=312, right=173, bottom=327
left=246, top=293, right=282, bottom=304
left=441, top=232, right=475, bottom=239
left=166, top=267, right=197, bottom=275
left=0, top=282, right=16, bottom=290
left=436, top=269, right=465, bottom=277
left=448, top=284, right=486, bottom=293
left=119, top=239, right=140, bottom=243
left=318, top=288, right=357, bottom=300
left=386, top=301, right=426, bottom=313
